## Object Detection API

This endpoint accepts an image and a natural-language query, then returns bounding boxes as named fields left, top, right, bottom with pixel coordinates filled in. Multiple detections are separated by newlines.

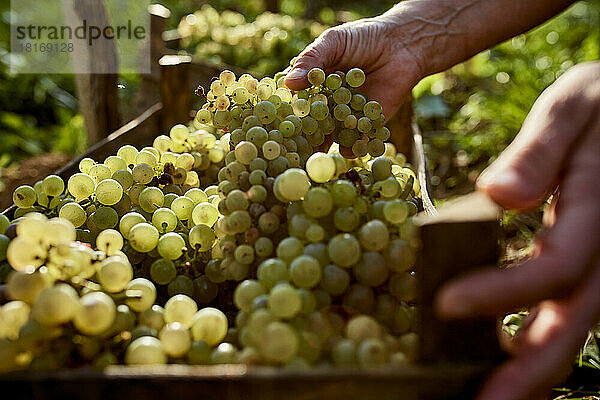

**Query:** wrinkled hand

left=436, top=61, right=600, bottom=400
left=284, top=16, right=424, bottom=120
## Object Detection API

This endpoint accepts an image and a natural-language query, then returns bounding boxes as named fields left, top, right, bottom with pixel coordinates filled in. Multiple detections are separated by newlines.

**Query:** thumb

left=477, top=66, right=597, bottom=210
left=285, top=29, right=342, bottom=91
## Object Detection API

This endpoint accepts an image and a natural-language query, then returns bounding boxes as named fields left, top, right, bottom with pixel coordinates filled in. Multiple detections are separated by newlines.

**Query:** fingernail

left=285, top=67, right=305, bottom=80
left=435, top=286, right=472, bottom=318
left=478, top=168, right=520, bottom=190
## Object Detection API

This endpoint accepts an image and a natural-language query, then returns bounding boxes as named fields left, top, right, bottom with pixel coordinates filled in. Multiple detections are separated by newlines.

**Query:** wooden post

left=63, top=0, right=121, bottom=144
left=131, top=4, right=171, bottom=119
left=415, top=193, right=505, bottom=364
left=160, top=55, right=192, bottom=131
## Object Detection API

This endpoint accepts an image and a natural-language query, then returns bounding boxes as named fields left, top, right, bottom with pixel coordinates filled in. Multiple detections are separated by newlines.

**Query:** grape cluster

left=177, top=6, right=328, bottom=76
left=0, top=67, right=420, bottom=371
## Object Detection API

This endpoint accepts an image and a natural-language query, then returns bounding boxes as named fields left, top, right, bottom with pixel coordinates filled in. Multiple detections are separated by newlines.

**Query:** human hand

left=435, top=61, right=600, bottom=400
left=284, top=16, right=425, bottom=121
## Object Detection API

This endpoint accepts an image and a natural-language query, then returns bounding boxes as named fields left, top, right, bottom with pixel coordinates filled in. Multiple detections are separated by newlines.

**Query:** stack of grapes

left=177, top=6, right=328, bottom=76
left=0, top=67, right=421, bottom=371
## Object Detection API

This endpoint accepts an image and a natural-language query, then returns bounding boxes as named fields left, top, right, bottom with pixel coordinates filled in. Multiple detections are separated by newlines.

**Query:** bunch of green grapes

left=177, top=6, right=328, bottom=76
left=1, top=66, right=422, bottom=370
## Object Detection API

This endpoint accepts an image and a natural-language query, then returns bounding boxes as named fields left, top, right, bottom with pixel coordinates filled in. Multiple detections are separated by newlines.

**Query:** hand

left=284, top=16, right=425, bottom=120
left=435, top=61, right=600, bottom=400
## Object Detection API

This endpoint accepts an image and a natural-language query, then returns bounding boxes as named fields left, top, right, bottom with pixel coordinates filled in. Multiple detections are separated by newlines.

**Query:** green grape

left=191, top=307, right=228, bottom=346
left=150, top=259, right=177, bottom=285
left=344, top=284, right=375, bottom=314
left=132, top=163, right=154, bottom=185
left=346, top=68, right=366, bottom=87
left=279, top=120, right=295, bottom=137
left=357, top=216, right=389, bottom=250
left=111, top=169, right=133, bottom=190
left=185, top=188, right=208, bottom=205
left=79, top=157, right=96, bottom=174
left=88, top=164, right=112, bottom=184
left=98, top=255, right=133, bottom=292
left=0, top=234, right=9, bottom=262
left=104, top=156, right=128, bottom=174
left=128, top=222, right=159, bottom=253
left=12, top=186, right=37, bottom=209
left=267, top=282, right=301, bottom=319
left=384, top=239, right=415, bottom=272
left=247, top=185, right=267, bottom=203
left=368, top=139, right=385, bottom=157
left=153, top=135, right=172, bottom=154
left=234, top=141, right=258, bottom=165
left=188, top=340, right=212, bottom=364
left=273, top=169, right=309, bottom=201
left=310, top=101, right=329, bottom=121
left=343, top=115, right=357, bottom=130
left=383, top=200, right=409, bottom=224
left=257, top=258, right=289, bottom=289
left=0, top=214, right=9, bottom=234
left=58, top=202, right=87, bottom=228
left=289, top=255, right=321, bottom=289
left=374, top=127, right=391, bottom=141
left=176, top=153, right=195, bottom=171
left=357, top=338, right=388, bottom=366
left=353, top=252, right=388, bottom=287
left=73, top=292, right=116, bottom=335
left=136, top=150, right=158, bottom=167
left=333, top=104, right=351, bottom=121
left=225, top=190, right=249, bottom=211
left=334, top=207, right=360, bottom=232
left=1, top=300, right=31, bottom=339
left=96, top=229, right=124, bottom=255
left=152, top=208, right=178, bottom=233
left=31, top=283, right=79, bottom=326
left=332, top=339, right=356, bottom=366
left=41, top=175, right=65, bottom=197
left=256, top=211, right=279, bottom=234
left=305, top=224, right=325, bottom=243
left=259, top=321, right=298, bottom=363
left=350, top=93, right=366, bottom=111
left=91, top=207, right=119, bottom=230
left=254, top=101, right=277, bottom=124
left=159, top=322, right=191, bottom=358
left=325, top=73, right=342, bottom=90
left=352, top=140, right=368, bottom=158
left=307, top=67, right=325, bottom=86
left=302, top=187, right=333, bottom=218
left=163, top=193, right=178, bottom=209
left=254, top=237, right=274, bottom=258
left=302, top=243, right=329, bottom=267
left=157, top=232, right=185, bottom=260
left=305, top=152, right=335, bottom=183
left=333, top=87, right=351, bottom=104
left=139, top=187, right=164, bottom=213
left=346, top=315, right=382, bottom=343
left=234, top=280, right=266, bottom=312
left=168, top=275, right=195, bottom=297
left=116, top=145, right=138, bottom=165
left=262, top=140, right=281, bottom=161
left=328, top=233, right=361, bottom=268
left=164, top=294, right=197, bottom=329
left=125, top=336, right=167, bottom=365
left=190, top=202, right=219, bottom=228
left=371, top=157, right=392, bottom=181
left=276, top=237, right=304, bottom=263
left=95, top=179, right=123, bottom=206
left=292, top=99, right=310, bottom=117
left=189, top=224, right=216, bottom=252
left=193, top=276, right=218, bottom=305
left=125, top=278, right=157, bottom=313
left=300, top=116, right=318, bottom=135
left=321, top=264, right=350, bottom=295
left=234, top=244, right=255, bottom=265
left=119, top=212, right=146, bottom=239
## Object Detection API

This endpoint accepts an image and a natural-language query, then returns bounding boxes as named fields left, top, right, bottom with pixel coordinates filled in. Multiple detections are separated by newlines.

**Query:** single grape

left=73, top=292, right=116, bottom=335
left=157, top=232, right=186, bottom=260
left=96, top=229, right=124, bottom=255
left=128, top=223, right=159, bottom=253
left=190, top=307, right=228, bottom=346
left=125, top=278, right=157, bottom=312
left=12, top=186, right=37, bottom=209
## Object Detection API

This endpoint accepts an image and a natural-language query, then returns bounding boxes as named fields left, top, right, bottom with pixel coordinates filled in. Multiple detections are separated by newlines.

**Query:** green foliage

left=415, top=1, right=599, bottom=196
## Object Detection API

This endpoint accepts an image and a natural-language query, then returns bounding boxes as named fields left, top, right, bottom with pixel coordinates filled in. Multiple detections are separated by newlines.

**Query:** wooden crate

left=0, top=102, right=502, bottom=398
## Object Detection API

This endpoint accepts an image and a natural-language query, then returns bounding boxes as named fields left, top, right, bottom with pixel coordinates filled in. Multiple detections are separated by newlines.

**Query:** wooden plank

left=0, top=363, right=490, bottom=400
left=160, top=55, right=193, bottom=132
left=63, top=0, right=121, bottom=144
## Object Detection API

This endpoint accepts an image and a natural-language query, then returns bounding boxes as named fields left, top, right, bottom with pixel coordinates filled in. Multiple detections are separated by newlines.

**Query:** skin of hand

left=435, top=61, right=600, bottom=400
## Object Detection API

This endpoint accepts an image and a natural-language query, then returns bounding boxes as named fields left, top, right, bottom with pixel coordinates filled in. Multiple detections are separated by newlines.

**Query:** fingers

left=436, top=161, right=600, bottom=318
left=476, top=257, right=600, bottom=400
left=284, top=29, right=343, bottom=91
left=477, top=62, right=600, bottom=210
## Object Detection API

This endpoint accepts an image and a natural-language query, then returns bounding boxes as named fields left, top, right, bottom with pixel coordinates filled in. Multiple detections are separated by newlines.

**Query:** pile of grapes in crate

left=0, top=67, right=422, bottom=372
left=177, top=5, right=328, bottom=76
